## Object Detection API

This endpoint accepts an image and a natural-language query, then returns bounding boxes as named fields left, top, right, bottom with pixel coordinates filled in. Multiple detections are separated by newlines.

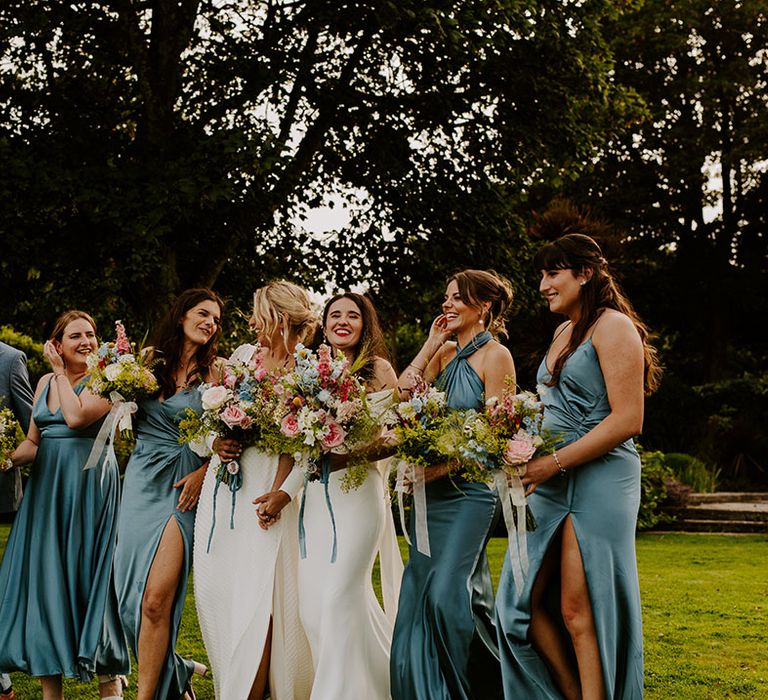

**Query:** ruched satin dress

left=495, top=338, right=644, bottom=699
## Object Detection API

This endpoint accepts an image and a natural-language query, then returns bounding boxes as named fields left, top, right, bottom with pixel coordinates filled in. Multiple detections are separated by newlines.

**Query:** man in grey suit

left=0, top=340, right=34, bottom=515
left=0, top=340, right=34, bottom=700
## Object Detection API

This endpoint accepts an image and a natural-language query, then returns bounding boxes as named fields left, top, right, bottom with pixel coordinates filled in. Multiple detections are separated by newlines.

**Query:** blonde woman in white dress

left=193, top=281, right=317, bottom=700
left=260, top=292, right=403, bottom=700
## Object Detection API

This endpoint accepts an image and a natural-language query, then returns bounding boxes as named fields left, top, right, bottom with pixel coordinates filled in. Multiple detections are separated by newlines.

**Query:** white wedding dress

left=193, top=345, right=313, bottom=700
left=297, top=389, right=404, bottom=700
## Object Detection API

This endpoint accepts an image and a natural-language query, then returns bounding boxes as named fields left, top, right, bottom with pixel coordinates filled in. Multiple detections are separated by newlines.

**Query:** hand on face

left=43, top=340, right=66, bottom=375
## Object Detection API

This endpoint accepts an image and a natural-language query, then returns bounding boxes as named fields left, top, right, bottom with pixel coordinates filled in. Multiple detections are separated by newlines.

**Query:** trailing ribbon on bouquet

left=83, top=391, right=137, bottom=485
left=494, top=469, right=529, bottom=594
left=298, top=454, right=338, bottom=563
left=206, top=457, right=243, bottom=553
left=394, top=459, right=431, bottom=557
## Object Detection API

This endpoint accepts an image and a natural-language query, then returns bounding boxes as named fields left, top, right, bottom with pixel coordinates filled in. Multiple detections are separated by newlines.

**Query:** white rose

left=104, top=363, right=123, bottom=382
left=201, top=385, right=230, bottom=411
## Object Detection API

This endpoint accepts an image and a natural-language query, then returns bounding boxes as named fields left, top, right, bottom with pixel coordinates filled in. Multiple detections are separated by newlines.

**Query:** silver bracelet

left=553, top=451, right=567, bottom=475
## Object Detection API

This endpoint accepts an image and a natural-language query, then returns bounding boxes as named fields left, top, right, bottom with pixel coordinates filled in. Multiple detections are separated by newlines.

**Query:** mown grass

left=2, top=527, right=767, bottom=699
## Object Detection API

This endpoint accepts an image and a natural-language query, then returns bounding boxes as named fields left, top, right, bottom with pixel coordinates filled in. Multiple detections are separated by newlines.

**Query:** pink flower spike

left=115, top=320, right=131, bottom=355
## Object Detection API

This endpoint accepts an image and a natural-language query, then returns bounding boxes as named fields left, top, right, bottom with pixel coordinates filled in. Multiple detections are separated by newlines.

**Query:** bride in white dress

left=261, top=293, right=403, bottom=700
left=193, top=281, right=318, bottom=700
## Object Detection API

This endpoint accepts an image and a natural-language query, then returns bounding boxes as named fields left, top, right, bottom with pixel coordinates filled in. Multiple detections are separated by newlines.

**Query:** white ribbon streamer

left=394, top=459, right=431, bottom=557
left=83, top=391, right=137, bottom=485
left=494, top=469, right=529, bottom=594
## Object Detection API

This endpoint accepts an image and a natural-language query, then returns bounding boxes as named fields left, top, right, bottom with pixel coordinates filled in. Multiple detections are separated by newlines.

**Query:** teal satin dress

left=113, top=390, right=205, bottom=700
left=0, top=380, right=128, bottom=679
left=495, top=339, right=644, bottom=698
left=391, top=331, right=503, bottom=699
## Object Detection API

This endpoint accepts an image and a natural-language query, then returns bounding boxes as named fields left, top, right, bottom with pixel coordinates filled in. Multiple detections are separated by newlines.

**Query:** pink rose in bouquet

left=321, top=421, right=347, bottom=449
left=503, top=430, right=537, bottom=467
left=281, top=414, right=301, bottom=437
left=221, top=405, right=248, bottom=429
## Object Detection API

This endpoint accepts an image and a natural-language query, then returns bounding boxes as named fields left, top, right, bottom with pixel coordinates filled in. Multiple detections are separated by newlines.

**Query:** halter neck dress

left=495, top=337, right=644, bottom=699
left=113, top=389, right=206, bottom=700
left=0, top=379, right=128, bottom=680
left=391, top=331, right=503, bottom=700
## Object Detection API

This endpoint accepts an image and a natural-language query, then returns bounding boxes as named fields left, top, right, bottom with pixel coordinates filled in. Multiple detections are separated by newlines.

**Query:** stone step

left=672, top=518, right=768, bottom=534
left=687, top=492, right=768, bottom=505
left=669, top=504, right=768, bottom=522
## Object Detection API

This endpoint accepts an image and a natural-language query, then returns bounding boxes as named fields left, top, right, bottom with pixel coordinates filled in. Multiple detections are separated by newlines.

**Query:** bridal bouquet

left=0, top=406, right=21, bottom=472
left=267, top=344, right=378, bottom=490
left=179, top=349, right=278, bottom=552
left=388, top=378, right=449, bottom=469
left=440, top=385, right=555, bottom=592
left=179, top=351, right=277, bottom=476
left=445, top=388, right=554, bottom=486
left=83, top=321, right=158, bottom=476
left=84, top=320, right=158, bottom=405
left=268, top=344, right=379, bottom=562
left=386, top=379, right=449, bottom=558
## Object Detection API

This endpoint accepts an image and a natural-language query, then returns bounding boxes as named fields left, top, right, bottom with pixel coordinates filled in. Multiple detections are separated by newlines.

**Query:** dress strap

left=454, top=330, right=493, bottom=360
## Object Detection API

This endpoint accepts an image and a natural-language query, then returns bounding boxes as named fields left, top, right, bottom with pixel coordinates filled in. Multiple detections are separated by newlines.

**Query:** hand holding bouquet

left=442, top=383, right=556, bottom=592
left=179, top=349, right=276, bottom=478
left=179, top=348, right=277, bottom=552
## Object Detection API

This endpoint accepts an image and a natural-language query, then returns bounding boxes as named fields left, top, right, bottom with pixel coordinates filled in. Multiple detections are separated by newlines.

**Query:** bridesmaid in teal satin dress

left=0, top=311, right=129, bottom=700
left=113, top=289, right=223, bottom=700
left=391, top=270, right=516, bottom=700
left=495, top=228, right=662, bottom=700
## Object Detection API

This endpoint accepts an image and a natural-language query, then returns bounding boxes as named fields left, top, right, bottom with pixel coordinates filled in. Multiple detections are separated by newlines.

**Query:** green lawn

left=2, top=527, right=767, bottom=699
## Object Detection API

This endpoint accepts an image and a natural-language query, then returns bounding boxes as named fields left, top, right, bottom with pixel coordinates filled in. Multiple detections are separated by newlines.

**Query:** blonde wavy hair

left=251, top=280, right=318, bottom=348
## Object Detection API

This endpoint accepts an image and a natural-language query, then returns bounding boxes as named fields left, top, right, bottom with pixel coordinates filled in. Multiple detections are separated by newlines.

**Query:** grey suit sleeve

left=10, top=354, right=34, bottom=433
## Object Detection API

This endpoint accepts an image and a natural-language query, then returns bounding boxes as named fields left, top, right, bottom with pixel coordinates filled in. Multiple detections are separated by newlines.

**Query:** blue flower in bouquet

left=317, top=389, right=332, bottom=405
left=410, top=397, right=424, bottom=414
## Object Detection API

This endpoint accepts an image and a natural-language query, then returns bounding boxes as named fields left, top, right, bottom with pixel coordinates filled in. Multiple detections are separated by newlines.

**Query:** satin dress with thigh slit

left=495, top=339, right=644, bottom=699
left=113, top=390, right=205, bottom=700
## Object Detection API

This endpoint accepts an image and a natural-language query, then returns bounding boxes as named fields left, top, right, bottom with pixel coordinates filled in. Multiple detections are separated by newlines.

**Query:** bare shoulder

left=373, top=356, right=395, bottom=374
left=593, top=310, right=640, bottom=343
left=484, top=338, right=513, bottom=362
left=36, top=373, right=53, bottom=392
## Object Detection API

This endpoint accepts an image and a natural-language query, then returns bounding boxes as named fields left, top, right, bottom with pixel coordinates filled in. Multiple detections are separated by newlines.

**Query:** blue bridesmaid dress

left=113, top=390, right=205, bottom=700
left=391, top=331, right=503, bottom=700
left=495, top=339, right=644, bottom=699
left=0, top=380, right=129, bottom=680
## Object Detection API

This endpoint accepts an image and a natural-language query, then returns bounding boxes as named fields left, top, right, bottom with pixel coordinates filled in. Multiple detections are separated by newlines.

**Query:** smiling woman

left=0, top=310, right=129, bottom=700
left=113, top=289, right=224, bottom=700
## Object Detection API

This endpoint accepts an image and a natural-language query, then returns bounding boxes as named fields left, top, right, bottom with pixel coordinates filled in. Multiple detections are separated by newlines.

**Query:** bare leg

left=39, top=675, right=63, bottom=700
left=529, top=528, right=582, bottom=700
left=247, top=618, right=273, bottom=700
left=560, top=516, right=605, bottom=700
left=98, top=675, right=125, bottom=698
left=137, top=518, right=185, bottom=700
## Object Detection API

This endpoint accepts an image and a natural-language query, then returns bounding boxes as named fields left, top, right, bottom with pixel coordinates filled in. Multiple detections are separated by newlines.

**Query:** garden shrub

left=663, top=452, right=719, bottom=493
left=638, top=448, right=675, bottom=531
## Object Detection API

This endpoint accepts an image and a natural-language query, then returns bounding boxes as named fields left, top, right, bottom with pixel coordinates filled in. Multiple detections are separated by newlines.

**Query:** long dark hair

left=322, top=292, right=390, bottom=382
left=447, top=269, right=514, bottom=338
left=151, top=288, right=224, bottom=397
left=533, top=224, right=662, bottom=394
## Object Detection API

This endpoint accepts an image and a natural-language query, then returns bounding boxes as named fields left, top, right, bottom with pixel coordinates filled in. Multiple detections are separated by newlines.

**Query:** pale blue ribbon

left=299, top=454, right=337, bottom=563
left=206, top=461, right=243, bottom=554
